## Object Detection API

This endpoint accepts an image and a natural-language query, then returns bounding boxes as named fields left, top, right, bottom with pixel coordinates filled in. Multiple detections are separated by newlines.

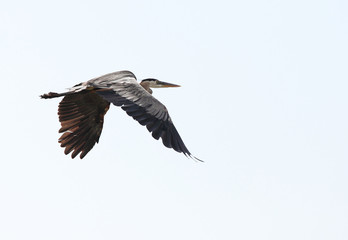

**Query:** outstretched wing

left=90, top=75, right=200, bottom=160
left=58, top=90, right=110, bottom=159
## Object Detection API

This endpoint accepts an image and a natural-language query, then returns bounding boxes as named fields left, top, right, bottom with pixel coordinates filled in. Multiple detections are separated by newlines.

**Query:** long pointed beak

left=156, top=81, right=181, bottom=88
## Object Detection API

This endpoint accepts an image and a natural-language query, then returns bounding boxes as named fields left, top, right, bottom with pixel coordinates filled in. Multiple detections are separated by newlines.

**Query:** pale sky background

left=1, top=0, right=347, bottom=239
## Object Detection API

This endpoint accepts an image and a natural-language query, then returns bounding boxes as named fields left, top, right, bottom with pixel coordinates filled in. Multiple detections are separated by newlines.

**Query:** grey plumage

left=41, top=70, right=201, bottom=161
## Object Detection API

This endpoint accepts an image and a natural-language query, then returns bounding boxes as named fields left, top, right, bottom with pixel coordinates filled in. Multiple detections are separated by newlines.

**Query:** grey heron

left=41, top=70, right=201, bottom=161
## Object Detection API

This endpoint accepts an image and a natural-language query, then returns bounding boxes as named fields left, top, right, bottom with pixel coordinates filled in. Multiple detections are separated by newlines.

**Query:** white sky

left=1, top=0, right=347, bottom=239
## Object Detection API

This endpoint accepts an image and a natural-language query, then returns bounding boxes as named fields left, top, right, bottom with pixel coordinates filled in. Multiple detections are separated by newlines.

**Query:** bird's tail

left=40, top=92, right=70, bottom=99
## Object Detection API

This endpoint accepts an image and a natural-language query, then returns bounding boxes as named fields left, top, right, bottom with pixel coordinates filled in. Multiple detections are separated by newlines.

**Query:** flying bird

left=41, top=70, right=201, bottom=161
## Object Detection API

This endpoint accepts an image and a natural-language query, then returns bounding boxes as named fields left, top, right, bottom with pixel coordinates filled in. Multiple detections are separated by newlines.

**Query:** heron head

left=141, top=78, right=181, bottom=88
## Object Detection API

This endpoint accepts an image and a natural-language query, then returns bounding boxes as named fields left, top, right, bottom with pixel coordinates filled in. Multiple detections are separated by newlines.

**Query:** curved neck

left=140, top=81, right=153, bottom=94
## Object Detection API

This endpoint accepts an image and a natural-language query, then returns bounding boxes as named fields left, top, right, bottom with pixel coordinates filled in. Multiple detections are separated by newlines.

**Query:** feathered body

left=41, top=70, right=200, bottom=161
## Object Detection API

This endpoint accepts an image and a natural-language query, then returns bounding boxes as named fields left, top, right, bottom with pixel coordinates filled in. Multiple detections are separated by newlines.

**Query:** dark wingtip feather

left=190, top=155, right=204, bottom=162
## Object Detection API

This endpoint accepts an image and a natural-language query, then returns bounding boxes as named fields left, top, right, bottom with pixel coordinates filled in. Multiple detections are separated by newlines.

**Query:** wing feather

left=91, top=77, right=199, bottom=159
left=57, top=90, right=110, bottom=159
